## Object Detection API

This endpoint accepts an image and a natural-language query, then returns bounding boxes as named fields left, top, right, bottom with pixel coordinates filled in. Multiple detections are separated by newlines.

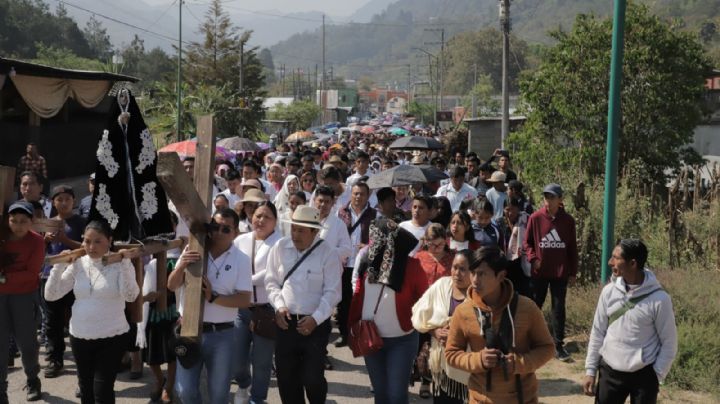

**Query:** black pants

left=275, top=318, right=331, bottom=404
left=507, top=259, right=532, bottom=298
left=71, top=333, right=128, bottom=404
left=0, top=293, right=41, bottom=404
left=336, top=267, right=353, bottom=338
left=597, top=361, right=659, bottom=404
left=530, top=277, right=567, bottom=347
left=45, top=290, right=74, bottom=363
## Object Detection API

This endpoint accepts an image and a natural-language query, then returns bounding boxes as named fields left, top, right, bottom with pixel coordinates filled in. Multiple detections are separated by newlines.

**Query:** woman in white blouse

left=45, top=220, right=140, bottom=404
left=232, top=201, right=282, bottom=404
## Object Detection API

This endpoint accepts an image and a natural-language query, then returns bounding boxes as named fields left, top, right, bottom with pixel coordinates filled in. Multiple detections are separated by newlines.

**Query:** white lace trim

left=96, top=184, right=120, bottom=229
left=139, top=182, right=159, bottom=220
left=97, top=130, right=119, bottom=178
left=136, top=128, right=156, bottom=174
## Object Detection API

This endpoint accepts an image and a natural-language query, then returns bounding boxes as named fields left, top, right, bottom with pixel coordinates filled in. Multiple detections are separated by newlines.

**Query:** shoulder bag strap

left=348, top=206, right=370, bottom=235
left=372, top=284, right=385, bottom=316
left=608, top=288, right=664, bottom=326
left=251, top=236, right=257, bottom=304
left=281, top=239, right=324, bottom=287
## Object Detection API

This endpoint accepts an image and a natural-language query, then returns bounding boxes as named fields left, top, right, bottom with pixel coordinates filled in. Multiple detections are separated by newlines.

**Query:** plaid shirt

left=18, top=155, right=47, bottom=180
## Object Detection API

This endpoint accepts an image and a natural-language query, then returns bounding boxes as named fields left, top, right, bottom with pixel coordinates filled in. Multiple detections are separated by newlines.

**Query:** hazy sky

left=143, top=0, right=373, bottom=16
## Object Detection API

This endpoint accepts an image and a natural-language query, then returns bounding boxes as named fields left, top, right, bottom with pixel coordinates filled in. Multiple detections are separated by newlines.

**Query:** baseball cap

left=543, top=183, right=564, bottom=197
left=8, top=201, right=34, bottom=217
left=51, top=185, right=75, bottom=200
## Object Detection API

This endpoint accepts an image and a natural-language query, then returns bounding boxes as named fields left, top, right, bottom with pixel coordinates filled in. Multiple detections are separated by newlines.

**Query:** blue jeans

left=234, top=308, right=275, bottom=404
left=364, top=331, right=419, bottom=404
left=175, top=327, right=236, bottom=404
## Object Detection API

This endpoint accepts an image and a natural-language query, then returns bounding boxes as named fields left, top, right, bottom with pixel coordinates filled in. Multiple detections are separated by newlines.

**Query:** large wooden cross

left=156, top=115, right=217, bottom=339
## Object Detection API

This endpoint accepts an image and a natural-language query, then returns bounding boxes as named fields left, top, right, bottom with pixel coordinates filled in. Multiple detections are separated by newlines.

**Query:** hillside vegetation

left=269, top=0, right=720, bottom=85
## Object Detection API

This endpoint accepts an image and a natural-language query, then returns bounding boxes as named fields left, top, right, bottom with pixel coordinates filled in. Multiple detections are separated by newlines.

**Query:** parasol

left=285, top=131, right=316, bottom=143
left=366, top=164, right=448, bottom=189
left=159, top=140, right=234, bottom=160
left=388, top=136, right=444, bottom=150
left=217, top=136, right=260, bottom=152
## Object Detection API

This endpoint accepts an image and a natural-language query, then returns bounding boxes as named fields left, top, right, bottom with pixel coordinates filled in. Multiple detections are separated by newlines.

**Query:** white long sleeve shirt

left=45, top=256, right=140, bottom=339
left=319, top=214, right=353, bottom=266
left=435, top=182, right=478, bottom=212
left=264, top=237, right=342, bottom=325
left=233, top=230, right=282, bottom=305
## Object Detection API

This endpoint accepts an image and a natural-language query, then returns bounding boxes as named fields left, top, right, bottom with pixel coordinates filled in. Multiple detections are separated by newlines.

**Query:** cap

left=51, top=185, right=75, bottom=199
left=328, top=155, right=342, bottom=164
left=8, top=201, right=34, bottom=216
left=543, top=183, right=564, bottom=197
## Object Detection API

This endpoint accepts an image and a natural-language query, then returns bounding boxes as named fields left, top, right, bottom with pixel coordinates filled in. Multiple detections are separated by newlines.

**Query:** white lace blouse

left=45, top=255, right=140, bottom=340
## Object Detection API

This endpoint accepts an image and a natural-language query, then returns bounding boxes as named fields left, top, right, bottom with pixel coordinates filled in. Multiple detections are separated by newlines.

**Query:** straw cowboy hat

left=241, top=188, right=266, bottom=203
left=281, top=205, right=325, bottom=230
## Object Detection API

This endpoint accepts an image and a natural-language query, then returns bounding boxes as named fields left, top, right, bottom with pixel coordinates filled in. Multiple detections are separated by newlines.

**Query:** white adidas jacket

left=585, top=269, right=677, bottom=382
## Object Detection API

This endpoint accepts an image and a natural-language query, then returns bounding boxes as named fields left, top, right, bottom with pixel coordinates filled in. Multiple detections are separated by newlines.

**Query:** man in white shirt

left=265, top=206, right=342, bottom=404
left=345, top=150, right=373, bottom=187
left=335, top=183, right=377, bottom=347
left=485, top=171, right=508, bottom=221
left=583, top=239, right=677, bottom=404
left=242, top=160, right=276, bottom=202
left=220, top=169, right=242, bottom=210
left=311, top=166, right=350, bottom=214
left=399, top=194, right=433, bottom=256
left=314, top=186, right=353, bottom=266
left=435, top=166, right=478, bottom=212
left=168, top=208, right=253, bottom=404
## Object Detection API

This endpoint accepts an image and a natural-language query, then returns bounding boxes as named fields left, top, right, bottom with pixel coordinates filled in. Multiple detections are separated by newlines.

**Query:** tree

left=84, top=15, right=113, bottom=60
left=700, top=21, right=717, bottom=43
left=179, top=0, right=266, bottom=138
left=258, top=48, right=276, bottom=85
left=509, top=2, right=710, bottom=186
left=32, top=44, right=105, bottom=70
left=268, top=101, right=322, bottom=132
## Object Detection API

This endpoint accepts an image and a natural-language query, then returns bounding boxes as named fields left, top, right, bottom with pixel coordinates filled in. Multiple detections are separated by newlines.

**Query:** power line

left=145, top=0, right=179, bottom=33
left=50, top=0, right=182, bottom=44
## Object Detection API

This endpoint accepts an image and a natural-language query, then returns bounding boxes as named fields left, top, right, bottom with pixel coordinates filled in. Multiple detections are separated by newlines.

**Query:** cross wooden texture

left=156, top=115, right=217, bottom=339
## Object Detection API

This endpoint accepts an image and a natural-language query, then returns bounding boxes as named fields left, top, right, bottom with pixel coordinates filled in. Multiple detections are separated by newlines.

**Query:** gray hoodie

left=585, top=269, right=678, bottom=382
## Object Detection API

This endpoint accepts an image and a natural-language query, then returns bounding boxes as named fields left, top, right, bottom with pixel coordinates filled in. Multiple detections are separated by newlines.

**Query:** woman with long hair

left=45, top=220, right=140, bottom=403
left=348, top=218, right=428, bottom=404
left=412, top=250, right=473, bottom=403
left=232, top=201, right=282, bottom=404
left=447, top=211, right=481, bottom=252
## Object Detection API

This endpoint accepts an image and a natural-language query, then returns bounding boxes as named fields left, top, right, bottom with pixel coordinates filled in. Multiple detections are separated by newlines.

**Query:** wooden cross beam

left=156, top=115, right=217, bottom=339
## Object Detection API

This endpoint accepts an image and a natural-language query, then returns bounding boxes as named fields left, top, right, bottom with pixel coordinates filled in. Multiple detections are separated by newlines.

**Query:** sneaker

left=234, top=388, right=249, bottom=404
left=25, top=378, right=42, bottom=401
left=333, top=336, right=348, bottom=348
left=43, top=361, right=62, bottom=378
left=555, top=346, right=571, bottom=362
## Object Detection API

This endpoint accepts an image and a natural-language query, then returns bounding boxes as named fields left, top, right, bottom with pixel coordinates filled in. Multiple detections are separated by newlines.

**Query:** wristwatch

left=208, top=292, right=219, bottom=303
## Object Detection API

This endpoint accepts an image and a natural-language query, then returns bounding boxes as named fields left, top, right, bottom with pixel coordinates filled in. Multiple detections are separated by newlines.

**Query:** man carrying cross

left=168, top=208, right=252, bottom=404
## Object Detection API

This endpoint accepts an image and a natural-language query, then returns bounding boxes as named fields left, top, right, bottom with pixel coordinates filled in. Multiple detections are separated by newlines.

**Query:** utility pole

left=321, top=14, right=326, bottom=124
left=425, top=28, right=445, bottom=115
left=314, top=64, right=318, bottom=102
left=238, top=40, right=244, bottom=137
left=500, top=0, right=511, bottom=148
left=176, top=0, right=182, bottom=141
left=472, top=62, right=478, bottom=118
left=407, top=64, right=412, bottom=105
left=280, top=64, right=285, bottom=97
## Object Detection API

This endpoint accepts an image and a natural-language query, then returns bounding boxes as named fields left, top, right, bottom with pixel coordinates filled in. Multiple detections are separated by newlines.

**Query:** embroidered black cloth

left=89, top=88, right=173, bottom=242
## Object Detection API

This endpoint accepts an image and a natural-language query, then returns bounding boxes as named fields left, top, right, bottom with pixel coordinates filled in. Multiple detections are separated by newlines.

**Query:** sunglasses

left=208, top=223, right=233, bottom=234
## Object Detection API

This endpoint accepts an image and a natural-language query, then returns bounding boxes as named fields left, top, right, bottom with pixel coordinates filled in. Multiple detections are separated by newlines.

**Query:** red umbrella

left=159, top=140, right=234, bottom=160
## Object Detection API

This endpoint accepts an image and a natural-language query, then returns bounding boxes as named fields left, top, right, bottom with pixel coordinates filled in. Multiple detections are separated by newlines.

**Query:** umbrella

left=390, top=127, right=410, bottom=136
left=159, top=140, right=234, bottom=160
left=360, top=126, right=375, bottom=135
left=388, top=136, right=444, bottom=151
left=366, top=165, right=448, bottom=189
left=285, top=131, right=315, bottom=143
left=217, top=136, right=260, bottom=152
left=255, top=142, right=271, bottom=150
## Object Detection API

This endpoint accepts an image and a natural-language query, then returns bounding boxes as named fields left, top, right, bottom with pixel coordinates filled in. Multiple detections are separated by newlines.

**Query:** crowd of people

left=0, top=135, right=678, bottom=404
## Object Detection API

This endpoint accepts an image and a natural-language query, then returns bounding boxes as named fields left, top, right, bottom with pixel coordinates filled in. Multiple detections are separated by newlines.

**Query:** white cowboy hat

left=281, top=205, right=325, bottom=230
